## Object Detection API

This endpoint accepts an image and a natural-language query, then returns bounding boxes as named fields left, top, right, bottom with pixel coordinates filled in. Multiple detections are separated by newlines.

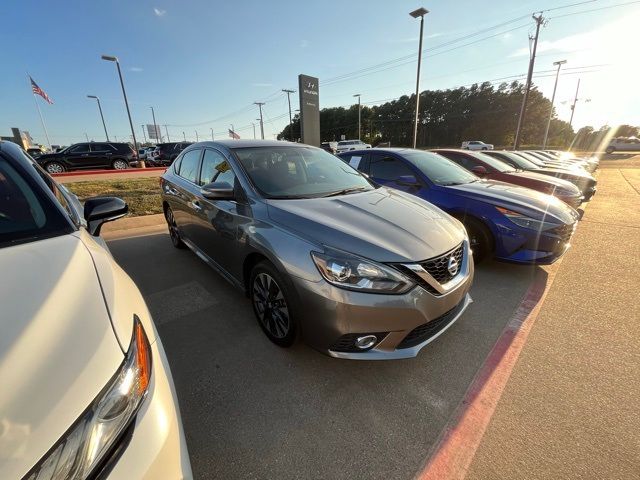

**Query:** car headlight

left=24, top=316, right=152, bottom=480
left=311, top=249, right=414, bottom=294
left=496, top=206, right=559, bottom=232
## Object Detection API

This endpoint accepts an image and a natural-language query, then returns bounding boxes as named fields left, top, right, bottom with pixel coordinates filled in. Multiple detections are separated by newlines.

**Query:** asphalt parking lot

left=108, top=231, right=546, bottom=479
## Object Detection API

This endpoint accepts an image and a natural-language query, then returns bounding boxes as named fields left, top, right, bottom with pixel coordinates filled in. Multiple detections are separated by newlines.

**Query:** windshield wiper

left=321, top=186, right=369, bottom=197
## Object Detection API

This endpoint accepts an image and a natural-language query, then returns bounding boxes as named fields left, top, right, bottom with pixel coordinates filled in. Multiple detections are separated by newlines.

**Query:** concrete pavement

left=463, top=157, right=640, bottom=479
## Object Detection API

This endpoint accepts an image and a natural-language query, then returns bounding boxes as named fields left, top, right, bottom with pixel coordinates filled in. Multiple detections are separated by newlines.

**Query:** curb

left=52, top=167, right=166, bottom=177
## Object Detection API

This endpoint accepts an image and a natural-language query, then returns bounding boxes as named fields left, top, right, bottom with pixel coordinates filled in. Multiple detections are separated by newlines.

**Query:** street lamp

left=542, top=60, right=567, bottom=149
left=353, top=94, right=361, bottom=140
left=409, top=7, right=428, bottom=149
left=86, top=95, right=109, bottom=141
left=101, top=54, right=140, bottom=165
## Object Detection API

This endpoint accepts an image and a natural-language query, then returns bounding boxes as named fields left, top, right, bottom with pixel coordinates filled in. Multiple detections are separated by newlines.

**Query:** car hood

left=535, top=166, right=594, bottom=181
left=266, top=188, right=465, bottom=263
left=0, top=234, right=123, bottom=479
left=502, top=170, right=580, bottom=192
left=448, top=180, right=578, bottom=224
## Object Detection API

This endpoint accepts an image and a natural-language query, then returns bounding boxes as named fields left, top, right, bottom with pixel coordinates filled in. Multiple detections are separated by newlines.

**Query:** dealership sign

left=298, top=74, right=320, bottom=146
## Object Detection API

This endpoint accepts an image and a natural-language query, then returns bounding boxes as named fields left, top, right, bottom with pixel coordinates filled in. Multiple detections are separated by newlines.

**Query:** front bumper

left=105, top=337, right=192, bottom=479
left=290, top=245, right=474, bottom=360
left=494, top=220, right=577, bottom=265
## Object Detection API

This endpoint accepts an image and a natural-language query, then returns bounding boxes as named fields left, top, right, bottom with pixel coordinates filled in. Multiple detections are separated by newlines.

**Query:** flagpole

left=27, top=74, right=52, bottom=151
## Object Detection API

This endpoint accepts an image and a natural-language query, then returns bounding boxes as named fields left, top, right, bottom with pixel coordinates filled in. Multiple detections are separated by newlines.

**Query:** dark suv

left=35, top=142, right=136, bottom=174
left=150, top=142, right=192, bottom=166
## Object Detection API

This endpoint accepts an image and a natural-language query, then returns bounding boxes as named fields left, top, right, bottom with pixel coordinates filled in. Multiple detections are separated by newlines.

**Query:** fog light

left=355, top=335, right=378, bottom=350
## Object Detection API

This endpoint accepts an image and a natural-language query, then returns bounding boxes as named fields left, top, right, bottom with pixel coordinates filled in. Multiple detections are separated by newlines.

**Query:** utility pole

left=252, top=123, right=256, bottom=139
left=84, top=132, right=89, bottom=142
left=353, top=94, right=362, bottom=140
left=210, top=128, right=214, bottom=141
left=542, top=60, right=567, bottom=149
left=254, top=102, right=265, bottom=139
left=569, top=78, right=581, bottom=129
left=230, top=124, right=236, bottom=139
left=163, top=124, right=170, bottom=142
left=282, top=89, right=295, bottom=141
left=513, top=13, right=544, bottom=150
left=195, top=131, right=199, bottom=142
left=183, top=131, right=186, bottom=141
left=141, top=124, right=147, bottom=144
left=410, top=7, right=428, bottom=149
left=150, top=106, right=159, bottom=143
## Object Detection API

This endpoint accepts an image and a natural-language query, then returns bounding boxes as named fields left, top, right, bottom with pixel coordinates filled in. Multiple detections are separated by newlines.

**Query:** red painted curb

left=51, top=167, right=166, bottom=177
left=416, top=263, right=561, bottom=480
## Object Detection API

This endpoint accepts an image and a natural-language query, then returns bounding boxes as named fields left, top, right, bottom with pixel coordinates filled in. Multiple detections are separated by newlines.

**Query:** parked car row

left=35, top=141, right=138, bottom=173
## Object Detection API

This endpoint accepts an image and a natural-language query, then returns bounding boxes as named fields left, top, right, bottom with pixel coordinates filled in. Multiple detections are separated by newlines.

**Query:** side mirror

left=84, top=197, right=128, bottom=236
left=471, top=165, right=488, bottom=176
left=201, top=181, right=234, bottom=200
left=395, top=175, right=421, bottom=187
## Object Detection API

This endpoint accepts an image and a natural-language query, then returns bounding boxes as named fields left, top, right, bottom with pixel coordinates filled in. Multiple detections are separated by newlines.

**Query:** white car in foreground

left=336, top=139, right=372, bottom=153
left=0, top=141, right=192, bottom=479
left=461, top=140, right=494, bottom=150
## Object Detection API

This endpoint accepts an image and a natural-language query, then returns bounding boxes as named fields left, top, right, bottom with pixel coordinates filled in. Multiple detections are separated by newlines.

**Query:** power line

left=548, top=0, right=640, bottom=18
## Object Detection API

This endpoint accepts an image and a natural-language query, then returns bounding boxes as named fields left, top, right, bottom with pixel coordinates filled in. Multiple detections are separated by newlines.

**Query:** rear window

left=0, top=156, right=72, bottom=247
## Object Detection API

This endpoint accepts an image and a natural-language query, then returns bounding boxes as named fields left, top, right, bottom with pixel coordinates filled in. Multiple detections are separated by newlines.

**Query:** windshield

left=492, top=151, right=540, bottom=170
left=233, top=146, right=375, bottom=199
left=514, top=151, right=546, bottom=167
left=402, top=150, right=479, bottom=186
left=0, top=156, right=72, bottom=247
left=471, top=152, right=515, bottom=172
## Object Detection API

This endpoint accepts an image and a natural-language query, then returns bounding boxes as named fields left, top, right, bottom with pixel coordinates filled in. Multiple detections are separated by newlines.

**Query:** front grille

left=397, top=300, right=466, bottom=349
left=330, top=332, right=388, bottom=353
left=420, top=243, right=464, bottom=284
left=551, top=223, right=576, bottom=243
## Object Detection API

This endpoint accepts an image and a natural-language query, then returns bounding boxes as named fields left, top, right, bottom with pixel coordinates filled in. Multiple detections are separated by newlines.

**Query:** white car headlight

left=311, top=249, right=415, bottom=294
left=496, top=206, right=559, bottom=232
left=24, top=317, right=152, bottom=480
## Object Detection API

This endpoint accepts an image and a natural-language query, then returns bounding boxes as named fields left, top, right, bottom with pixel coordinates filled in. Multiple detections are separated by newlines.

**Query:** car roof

left=191, top=139, right=303, bottom=149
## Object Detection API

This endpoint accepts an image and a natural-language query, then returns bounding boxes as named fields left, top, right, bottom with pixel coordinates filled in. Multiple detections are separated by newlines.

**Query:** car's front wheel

left=164, top=206, right=186, bottom=249
left=605, top=147, right=614, bottom=154
left=45, top=162, right=65, bottom=174
left=112, top=159, right=129, bottom=170
left=250, top=261, right=297, bottom=347
left=462, top=217, right=493, bottom=263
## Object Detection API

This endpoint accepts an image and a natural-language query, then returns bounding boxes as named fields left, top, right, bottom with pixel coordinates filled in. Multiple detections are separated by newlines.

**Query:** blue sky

left=1, top=0, right=638, bottom=146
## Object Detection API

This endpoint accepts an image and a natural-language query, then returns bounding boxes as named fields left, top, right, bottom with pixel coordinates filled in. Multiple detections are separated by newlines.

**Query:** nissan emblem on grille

left=447, top=256, right=459, bottom=276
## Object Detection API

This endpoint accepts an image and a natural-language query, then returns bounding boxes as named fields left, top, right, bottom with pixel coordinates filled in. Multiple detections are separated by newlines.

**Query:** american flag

left=30, top=76, right=53, bottom=104
left=228, top=129, right=240, bottom=140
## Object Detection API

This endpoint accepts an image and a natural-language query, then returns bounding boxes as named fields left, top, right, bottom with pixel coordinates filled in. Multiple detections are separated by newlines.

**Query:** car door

left=166, top=147, right=203, bottom=241
left=89, top=143, right=114, bottom=168
left=64, top=144, right=91, bottom=169
left=367, top=152, right=421, bottom=193
left=191, top=148, right=245, bottom=277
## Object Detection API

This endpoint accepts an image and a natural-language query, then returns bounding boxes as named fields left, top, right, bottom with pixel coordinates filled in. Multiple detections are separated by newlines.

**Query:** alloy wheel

left=113, top=160, right=128, bottom=170
left=46, top=163, right=63, bottom=174
left=252, top=273, right=290, bottom=339
left=165, top=207, right=182, bottom=247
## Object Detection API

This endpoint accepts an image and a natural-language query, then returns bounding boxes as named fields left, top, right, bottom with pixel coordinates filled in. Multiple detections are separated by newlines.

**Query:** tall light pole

left=182, top=131, right=186, bottom=141
left=141, top=124, right=147, bottom=144
left=163, top=124, right=170, bottom=142
left=353, top=94, right=361, bottom=140
left=87, top=95, right=109, bottom=141
left=195, top=130, right=199, bottom=142
left=252, top=123, right=256, bottom=139
left=410, top=7, right=428, bottom=149
left=513, top=14, right=544, bottom=150
left=254, top=102, right=265, bottom=139
left=282, top=89, right=295, bottom=141
left=101, top=55, right=139, bottom=160
left=150, top=106, right=160, bottom=143
left=569, top=78, right=581, bottom=129
left=210, top=128, right=215, bottom=141
left=542, top=60, right=566, bottom=149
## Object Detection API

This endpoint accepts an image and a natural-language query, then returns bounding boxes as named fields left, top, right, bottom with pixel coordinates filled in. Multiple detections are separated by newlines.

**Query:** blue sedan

left=338, top=148, right=580, bottom=264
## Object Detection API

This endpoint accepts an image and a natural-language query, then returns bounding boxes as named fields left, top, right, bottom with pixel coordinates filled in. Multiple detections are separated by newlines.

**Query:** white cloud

left=129, top=67, right=143, bottom=72
left=251, top=82, right=272, bottom=87
left=153, top=7, right=166, bottom=17
left=300, top=39, right=309, bottom=48
left=426, top=32, right=443, bottom=39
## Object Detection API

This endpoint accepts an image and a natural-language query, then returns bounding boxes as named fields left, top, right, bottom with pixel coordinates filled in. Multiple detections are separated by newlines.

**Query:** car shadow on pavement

left=108, top=232, right=547, bottom=480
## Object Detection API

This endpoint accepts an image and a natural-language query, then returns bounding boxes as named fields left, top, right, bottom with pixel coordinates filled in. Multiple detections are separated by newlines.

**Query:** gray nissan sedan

left=160, top=140, right=473, bottom=359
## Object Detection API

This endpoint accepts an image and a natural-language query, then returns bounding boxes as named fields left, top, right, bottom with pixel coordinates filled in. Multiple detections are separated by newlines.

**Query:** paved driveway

left=108, top=232, right=543, bottom=479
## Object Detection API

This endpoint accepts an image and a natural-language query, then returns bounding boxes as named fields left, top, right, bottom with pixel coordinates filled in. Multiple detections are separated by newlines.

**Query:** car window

left=69, top=144, right=90, bottom=154
left=441, top=152, right=478, bottom=170
left=0, top=156, right=73, bottom=247
left=90, top=143, right=113, bottom=152
left=177, top=149, right=201, bottom=183
left=369, top=154, right=414, bottom=180
left=199, top=149, right=235, bottom=186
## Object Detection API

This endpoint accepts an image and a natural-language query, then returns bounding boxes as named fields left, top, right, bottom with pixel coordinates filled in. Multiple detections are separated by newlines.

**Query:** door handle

left=191, top=200, right=202, bottom=212
left=167, top=187, right=179, bottom=196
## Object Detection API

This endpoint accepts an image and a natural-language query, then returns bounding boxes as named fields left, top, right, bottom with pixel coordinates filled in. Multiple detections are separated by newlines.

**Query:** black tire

left=164, top=206, right=186, bottom=249
left=250, top=261, right=297, bottom=347
left=481, top=147, right=488, bottom=150
left=45, top=162, right=65, bottom=174
left=461, top=217, right=493, bottom=263
left=112, top=159, right=129, bottom=170
left=605, top=147, right=614, bottom=154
